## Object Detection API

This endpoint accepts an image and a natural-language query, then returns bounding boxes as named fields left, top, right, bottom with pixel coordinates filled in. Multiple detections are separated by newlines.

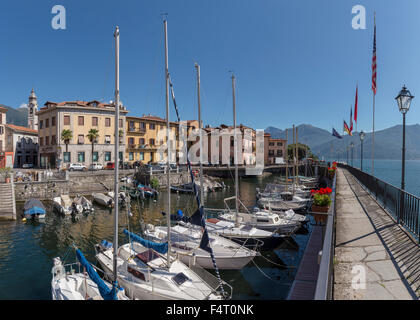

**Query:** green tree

left=86, top=129, right=100, bottom=164
left=287, top=143, right=316, bottom=161
left=61, top=129, right=73, bottom=153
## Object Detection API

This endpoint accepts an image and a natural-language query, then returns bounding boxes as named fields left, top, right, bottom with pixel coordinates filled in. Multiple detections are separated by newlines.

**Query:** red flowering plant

left=311, top=187, right=333, bottom=208
left=311, top=187, right=332, bottom=195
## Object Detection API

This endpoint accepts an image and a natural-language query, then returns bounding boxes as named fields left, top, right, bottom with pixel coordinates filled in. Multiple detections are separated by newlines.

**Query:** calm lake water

left=334, top=158, right=420, bottom=197
left=0, top=173, right=313, bottom=300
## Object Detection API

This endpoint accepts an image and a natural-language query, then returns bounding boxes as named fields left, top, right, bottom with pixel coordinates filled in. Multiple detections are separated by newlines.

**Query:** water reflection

left=0, top=174, right=311, bottom=300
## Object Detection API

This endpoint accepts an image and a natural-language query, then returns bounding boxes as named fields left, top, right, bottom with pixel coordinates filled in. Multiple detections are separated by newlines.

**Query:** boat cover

left=24, top=199, right=46, bottom=215
left=123, top=229, right=168, bottom=254
left=75, top=249, right=117, bottom=300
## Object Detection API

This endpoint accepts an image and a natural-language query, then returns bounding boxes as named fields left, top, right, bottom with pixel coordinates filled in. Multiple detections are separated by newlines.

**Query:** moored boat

left=23, top=198, right=46, bottom=220
left=144, top=223, right=258, bottom=270
left=92, top=193, right=114, bottom=207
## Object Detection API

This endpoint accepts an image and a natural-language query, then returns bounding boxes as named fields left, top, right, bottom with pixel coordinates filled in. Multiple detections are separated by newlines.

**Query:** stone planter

left=311, top=205, right=329, bottom=224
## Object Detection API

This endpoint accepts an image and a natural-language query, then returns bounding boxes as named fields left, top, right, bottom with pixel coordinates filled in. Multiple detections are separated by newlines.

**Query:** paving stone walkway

left=334, top=168, right=420, bottom=300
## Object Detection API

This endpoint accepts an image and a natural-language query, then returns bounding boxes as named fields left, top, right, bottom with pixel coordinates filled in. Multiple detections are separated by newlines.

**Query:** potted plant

left=311, top=187, right=332, bottom=224
left=327, top=166, right=337, bottom=179
left=0, top=167, right=13, bottom=183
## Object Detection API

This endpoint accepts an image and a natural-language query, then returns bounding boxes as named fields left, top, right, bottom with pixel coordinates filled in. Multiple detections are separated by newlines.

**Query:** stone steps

left=0, top=183, right=16, bottom=220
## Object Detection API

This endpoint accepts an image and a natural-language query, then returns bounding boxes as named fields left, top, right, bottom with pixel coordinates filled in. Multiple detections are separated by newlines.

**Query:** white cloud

left=18, top=103, right=28, bottom=109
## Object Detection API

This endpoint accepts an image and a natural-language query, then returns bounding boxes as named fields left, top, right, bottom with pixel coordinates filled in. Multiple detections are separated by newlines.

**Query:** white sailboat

left=51, top=27, right=129, bottom=301
left=143, top=63, right=257, bottom=270
left=95, top=19, right=231, bottom=300
left=203, top=74, right=297, bottom=243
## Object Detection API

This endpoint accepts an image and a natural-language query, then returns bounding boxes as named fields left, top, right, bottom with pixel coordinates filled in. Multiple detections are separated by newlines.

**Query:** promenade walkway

left=334, top=168, right=420, bottom=300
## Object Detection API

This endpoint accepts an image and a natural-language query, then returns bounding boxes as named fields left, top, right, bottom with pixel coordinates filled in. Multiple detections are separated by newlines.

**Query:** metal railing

left=314, top=172, right=337, bottom=300
left=339, top=163, right=419, bottom=243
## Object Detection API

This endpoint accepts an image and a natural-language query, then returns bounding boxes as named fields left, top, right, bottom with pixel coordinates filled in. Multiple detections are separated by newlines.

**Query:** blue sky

left=1, top=0, right=420, bottom=133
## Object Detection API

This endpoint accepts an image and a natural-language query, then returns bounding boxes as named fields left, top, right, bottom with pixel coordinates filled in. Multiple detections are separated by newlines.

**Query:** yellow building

left=125, top=116, right=200, bottom=165
left=37, top=100, right=128, bottom=168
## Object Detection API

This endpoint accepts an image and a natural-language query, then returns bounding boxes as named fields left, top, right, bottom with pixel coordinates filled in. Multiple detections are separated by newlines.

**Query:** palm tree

left=61, top=129, right=73, bottom=153
left=86, top=129, right=100, bottom=164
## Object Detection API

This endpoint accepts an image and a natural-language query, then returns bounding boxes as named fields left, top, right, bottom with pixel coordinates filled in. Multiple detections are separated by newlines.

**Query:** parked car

left=106, top=162, right=115, bottom=170
left=22, top=163, right=34, bottom=169
left=89, top=163, right=104, bottom=171
left=68, top=163, right=87, bottom=171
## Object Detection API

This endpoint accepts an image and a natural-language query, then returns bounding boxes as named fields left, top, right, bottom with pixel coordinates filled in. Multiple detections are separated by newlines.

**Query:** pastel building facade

left=37, top=100, right=128, bottom=168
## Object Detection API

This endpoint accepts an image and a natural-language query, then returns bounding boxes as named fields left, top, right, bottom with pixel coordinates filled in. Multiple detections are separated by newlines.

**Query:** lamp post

left=350, top=142, right=354, bottom=167
left=395, top=85, right=414, bottom=191
left=395, top=85, right=414, bottom=225
left=359, top=131, right=365, bottom=171
left=346, top=145, right=349, bottom=165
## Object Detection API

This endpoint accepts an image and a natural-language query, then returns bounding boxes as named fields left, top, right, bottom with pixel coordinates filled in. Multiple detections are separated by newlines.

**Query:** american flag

left=372, top=15, right=377, bottom=95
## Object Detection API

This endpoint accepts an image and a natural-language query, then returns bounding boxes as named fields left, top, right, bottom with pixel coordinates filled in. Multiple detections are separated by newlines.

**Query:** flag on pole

left=372, top=15, right=377, bottom=95
left=332, top=128, right=343, bottom=139
left=350, top=106, right=353, bottom=132
left=354, top=85, right=358, bottom=123
left=344, top=120, right=352, bottom=136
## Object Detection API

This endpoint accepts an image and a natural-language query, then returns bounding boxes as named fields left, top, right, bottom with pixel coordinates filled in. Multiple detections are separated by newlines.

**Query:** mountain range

left=265, top=123, right=420, bottom=160
left=2, top=105, right=419, bottom=160
left=0, top=104, right=28, bottom=127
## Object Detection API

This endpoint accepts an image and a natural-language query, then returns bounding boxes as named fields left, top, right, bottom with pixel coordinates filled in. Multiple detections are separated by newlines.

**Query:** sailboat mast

left=164, top=19, right=171, bottom=268
left=285, top=129, right=288, bottom=185
left=195, top=63, right=205, bottom=206
left=292, top=125, right=295, bottom=195
left=232, top=74, right=239, bottom=226
left=113, top=26, right=120, bottom=286
left=296, top=126, right=299, bottom=186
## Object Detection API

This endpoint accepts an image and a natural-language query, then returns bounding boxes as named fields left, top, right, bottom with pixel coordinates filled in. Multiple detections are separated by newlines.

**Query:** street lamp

left=350, top=142, right=354, bottom=167
left=395, top=85, right=414, bottom=192
left=346, top=145, right=349, bottom=165
left=359, top=131, right=365, bottom=171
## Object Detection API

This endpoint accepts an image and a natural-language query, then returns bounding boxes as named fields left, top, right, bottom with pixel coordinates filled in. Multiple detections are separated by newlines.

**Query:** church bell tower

left=28, top=88, right=38, bottom=130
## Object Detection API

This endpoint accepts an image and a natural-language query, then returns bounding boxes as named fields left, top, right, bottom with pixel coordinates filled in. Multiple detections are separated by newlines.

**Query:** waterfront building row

left=1, top=89, right=287, bottom=169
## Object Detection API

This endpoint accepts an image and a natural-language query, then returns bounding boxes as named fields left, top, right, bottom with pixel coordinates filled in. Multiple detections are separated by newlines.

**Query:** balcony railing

left=128, top=127, right=146, bottom=133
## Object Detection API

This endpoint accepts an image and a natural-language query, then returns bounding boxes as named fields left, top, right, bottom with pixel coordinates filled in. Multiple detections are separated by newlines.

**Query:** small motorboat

left=120, top=186, right=143, bottom=199
left=92, top=193, right=114, bottom=207
left=107, top=191, right=130, bottom=206
left=53, top=195, right=80, bottom=215
left=23, top=198, right=46, bottom=220
left=137, top=184, right=158, bottom=198
left=73, top=195, right=94, bottom=213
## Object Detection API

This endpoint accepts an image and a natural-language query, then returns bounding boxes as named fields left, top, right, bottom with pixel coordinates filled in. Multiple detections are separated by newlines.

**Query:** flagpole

left=372, top=95, right=375, bottom=175
left=371, top=11, right=377, bottom=176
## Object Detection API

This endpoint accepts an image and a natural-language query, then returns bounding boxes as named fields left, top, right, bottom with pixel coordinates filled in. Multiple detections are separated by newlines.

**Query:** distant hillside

left=0, top=104, right=28, bottom=127
left=266, top=124, right=420, bottom=160
left=266, top=124, right=335, bottom=149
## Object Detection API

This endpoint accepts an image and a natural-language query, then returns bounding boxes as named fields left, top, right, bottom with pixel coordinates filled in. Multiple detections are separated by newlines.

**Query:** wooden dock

left=287, top=225, right=324, bottom=300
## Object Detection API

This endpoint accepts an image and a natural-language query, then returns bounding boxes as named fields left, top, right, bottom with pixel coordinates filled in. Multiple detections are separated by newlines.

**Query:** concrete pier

left=334, top=168, right=419, bottom=300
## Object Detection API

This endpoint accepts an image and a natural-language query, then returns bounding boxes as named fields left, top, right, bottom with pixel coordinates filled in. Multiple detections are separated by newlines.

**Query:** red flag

left=354, top=85, right=358, bottom=123
left=372, top=15, right=377, bottom=95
